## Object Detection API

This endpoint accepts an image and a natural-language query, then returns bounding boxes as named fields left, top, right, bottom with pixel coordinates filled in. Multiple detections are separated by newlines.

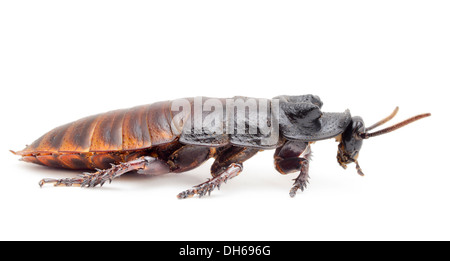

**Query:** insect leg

left=39, top=156, right=168, bottom=187
left=166, top=145, right=213, bottom=173
left=176, top=162, right=243, bottom=199
left=176, top=146, right=259, bottom=199
left=274, top=141, right=312, bottom=197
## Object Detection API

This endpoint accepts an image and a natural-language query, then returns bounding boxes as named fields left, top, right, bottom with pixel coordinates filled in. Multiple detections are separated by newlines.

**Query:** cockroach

left=11, top=95, right=430, bottom=198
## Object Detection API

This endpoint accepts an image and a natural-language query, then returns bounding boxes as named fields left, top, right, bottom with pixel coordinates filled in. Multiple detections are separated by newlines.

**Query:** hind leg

left=39, top=145, right=213, bottom=188
left=177, top=146, right=259, bottom=199
left=39, top=156, right=171, bottom=187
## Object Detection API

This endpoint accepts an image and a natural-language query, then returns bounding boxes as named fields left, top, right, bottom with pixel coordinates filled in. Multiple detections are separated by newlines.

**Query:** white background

left=0, top=1, right=449, bottom=241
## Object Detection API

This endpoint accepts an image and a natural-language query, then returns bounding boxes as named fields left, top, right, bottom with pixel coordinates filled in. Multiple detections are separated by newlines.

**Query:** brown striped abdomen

left=14, top=101, right=181, bottom=170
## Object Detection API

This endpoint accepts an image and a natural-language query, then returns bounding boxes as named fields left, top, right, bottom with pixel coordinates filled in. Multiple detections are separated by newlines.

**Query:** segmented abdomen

left=15, top=101, right=178, bottom=169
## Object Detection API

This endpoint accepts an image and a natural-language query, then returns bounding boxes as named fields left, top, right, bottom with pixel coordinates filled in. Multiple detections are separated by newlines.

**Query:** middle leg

left=177, top=146, right=259, bottom=199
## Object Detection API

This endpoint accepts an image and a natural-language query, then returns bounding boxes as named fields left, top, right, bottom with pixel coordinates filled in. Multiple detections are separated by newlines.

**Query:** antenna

left=365, top=106, right=399, bottom=131
left=360, top=112, right=431, bottom=139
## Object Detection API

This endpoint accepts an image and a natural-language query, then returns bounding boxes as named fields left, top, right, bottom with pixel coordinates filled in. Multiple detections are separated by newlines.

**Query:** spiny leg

left=177, top=163, right=242, bottom=199
left=274, top=141, right=312, bottom=197
left=289, top=155, right=311, bottom=197
left=39, top=156, right=168, bottom=188
left=177, top=146, right=259, bottom=199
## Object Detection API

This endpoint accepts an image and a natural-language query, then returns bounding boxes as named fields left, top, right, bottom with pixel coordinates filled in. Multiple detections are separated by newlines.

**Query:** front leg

left=274, top=141, right=312, bottom=197
left=289, top=156, right=310, bottom=197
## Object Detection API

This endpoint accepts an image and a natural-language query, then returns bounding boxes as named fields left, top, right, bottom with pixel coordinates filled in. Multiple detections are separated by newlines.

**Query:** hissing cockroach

left=11, top=95, right=431, bottom=198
